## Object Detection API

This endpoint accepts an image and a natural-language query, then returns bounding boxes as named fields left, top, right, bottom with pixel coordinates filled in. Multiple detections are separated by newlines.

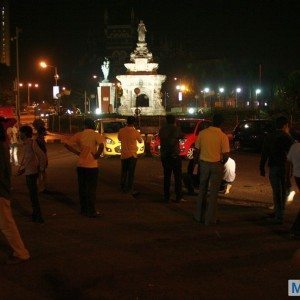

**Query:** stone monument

left=116, top=21, right=166, bottom=115
left=97, top=58, right=115, bottom=113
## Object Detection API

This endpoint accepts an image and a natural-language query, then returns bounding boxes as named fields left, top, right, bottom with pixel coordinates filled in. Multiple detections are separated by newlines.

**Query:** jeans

left=0, top=197, right=30, bottom=259
left=161, top=156, right=182, bottom=201
left=121, top=157, right=137, bottom=192
left=77, top=167, right=99, bottom=216
left=26, top=174, right=42, bottom=219
left=269, top=166, right=287, bottom=220
left=196, top=161, right=223, bottom=225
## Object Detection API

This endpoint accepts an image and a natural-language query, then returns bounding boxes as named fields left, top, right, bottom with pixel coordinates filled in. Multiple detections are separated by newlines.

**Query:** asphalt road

left=1, top=144, right=300, bottom=299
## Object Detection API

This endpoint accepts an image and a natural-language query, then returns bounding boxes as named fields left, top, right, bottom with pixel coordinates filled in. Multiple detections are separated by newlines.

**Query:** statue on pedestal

left=137, top=20, right=147, bottom=42
left=101, top=58, right=110, bottom=82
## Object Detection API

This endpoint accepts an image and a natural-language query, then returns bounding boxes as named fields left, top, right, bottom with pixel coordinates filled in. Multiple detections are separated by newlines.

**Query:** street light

left=19, top=82, right=39, bottom=107
left=219, top=87, right=225, bottom=106
left=235, top=88, right=242, bottom=124
left=40, top=61, right=59, bottom=86
left=203, top=87, right=210, bottom=107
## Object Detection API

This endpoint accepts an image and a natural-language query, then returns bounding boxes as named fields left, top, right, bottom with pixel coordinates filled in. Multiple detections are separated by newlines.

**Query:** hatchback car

left=95, top=118, right=145, bottom=157
left=232, top=119, right=275, bottom=150
left=150, top=118, right=211, bottom=159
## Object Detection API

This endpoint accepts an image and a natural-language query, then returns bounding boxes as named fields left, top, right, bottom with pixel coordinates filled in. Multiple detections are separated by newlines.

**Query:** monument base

left=97, top=82, right=115, bottom=114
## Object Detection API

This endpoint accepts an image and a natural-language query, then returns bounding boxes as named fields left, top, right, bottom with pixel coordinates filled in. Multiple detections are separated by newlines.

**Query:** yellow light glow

left=19, top=83, right=23, bottom=87
left=28, top=83, right=32, bottom=87
left=40, top=61, right=47, bottom=68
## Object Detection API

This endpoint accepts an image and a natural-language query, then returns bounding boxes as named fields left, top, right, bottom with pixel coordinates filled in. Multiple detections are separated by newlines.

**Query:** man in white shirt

left=7, top=122, right=19, bottom=166
left=65, top=118, right=105, bottom=218
left=287, top=142, right=300, bottom=238
left=219, top=157, right=236, bottom=194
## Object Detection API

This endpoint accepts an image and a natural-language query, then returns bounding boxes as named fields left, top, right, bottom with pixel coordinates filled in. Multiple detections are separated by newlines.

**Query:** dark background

left=8, top=0, right=300, bottom=101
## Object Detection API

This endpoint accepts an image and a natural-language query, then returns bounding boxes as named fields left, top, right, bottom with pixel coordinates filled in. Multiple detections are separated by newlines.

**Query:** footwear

left=225, top=184, right=232, bottom=194
left=6, top=256, right=29, bottom=265
left=88, top=211, right=101, bottom=218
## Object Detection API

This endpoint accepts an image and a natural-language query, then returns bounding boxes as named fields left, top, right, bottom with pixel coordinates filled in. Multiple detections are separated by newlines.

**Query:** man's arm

left=64, top=143, right=80, bottom=156
left=93, top=143, right=104, bottom=160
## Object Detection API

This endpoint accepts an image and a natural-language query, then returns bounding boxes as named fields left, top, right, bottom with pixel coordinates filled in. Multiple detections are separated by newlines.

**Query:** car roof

left=95, top=118, right=126, bottom=122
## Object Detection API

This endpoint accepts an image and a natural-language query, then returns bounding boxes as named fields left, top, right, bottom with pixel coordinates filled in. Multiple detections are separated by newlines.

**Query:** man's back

left=159, top=124, right=182, bottom=159
left=196, top=126, right=229, bottom=162
left=118, top=126, right=141, bottom=159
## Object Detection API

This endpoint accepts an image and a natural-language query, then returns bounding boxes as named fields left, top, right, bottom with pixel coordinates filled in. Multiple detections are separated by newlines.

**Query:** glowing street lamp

left=40, top=61, right=59, bottom=86
left=203, top=87, right=210, bottom=107
left=219, top=87, right=225, bottom=106
left=19, top=82, right=39, bottom=107
left=235, top=87, right=242, bottom=124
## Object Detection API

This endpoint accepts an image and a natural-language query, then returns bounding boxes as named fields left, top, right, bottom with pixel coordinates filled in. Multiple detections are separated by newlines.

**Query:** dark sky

left=9, top=0, right=300, bottom=87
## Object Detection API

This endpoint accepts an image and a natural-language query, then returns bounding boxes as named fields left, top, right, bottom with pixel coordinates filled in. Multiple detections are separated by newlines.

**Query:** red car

left=150, top=118, right=211, bottom=159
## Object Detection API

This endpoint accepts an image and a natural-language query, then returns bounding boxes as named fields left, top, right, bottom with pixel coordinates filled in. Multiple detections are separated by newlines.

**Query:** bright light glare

left=95, top=108, right=101, bottom=115
left=236, top=88, right=242, bottom=93
left=188, top=108, right=195, bottom=114
left=204, top=88, right=209, bottom=93
left=34, top=84, right=39, bottom=88
left=19, top=83, right=23, bottom=87
left=28, top=83, right=32, bottom=87
left=176, top=85, right=180, bottom=90
left=40, top=61, right=47, bottom=68
left=181, top=85, right=186, bottom=91
left=244, top=124, right=249, bottom=128
left=219, top=87, right=224, bottom=93
left=256, top=89, right=261, bottom=95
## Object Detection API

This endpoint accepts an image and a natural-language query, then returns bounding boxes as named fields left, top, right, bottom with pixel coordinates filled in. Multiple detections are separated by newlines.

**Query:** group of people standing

left=0, top=113, right=299, bottom=265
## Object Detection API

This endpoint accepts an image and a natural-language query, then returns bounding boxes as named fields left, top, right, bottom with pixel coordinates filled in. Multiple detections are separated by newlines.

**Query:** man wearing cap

left=194, top=114, right=230, bottom=225
left=65, top=118, right=105, bottom=217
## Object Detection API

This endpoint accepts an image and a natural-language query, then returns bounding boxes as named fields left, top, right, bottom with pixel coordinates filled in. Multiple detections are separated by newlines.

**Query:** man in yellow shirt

left=194, top=114, right=230, bottom=225
left=118, top=116, right=143, bottom=196
left=65, top=118, right=105, bottom=218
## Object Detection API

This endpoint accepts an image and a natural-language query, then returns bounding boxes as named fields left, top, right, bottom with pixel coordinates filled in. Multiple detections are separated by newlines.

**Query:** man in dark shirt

left=159, top=115, right=184, bottom=203
left=260, top=116, right=294, bottom=224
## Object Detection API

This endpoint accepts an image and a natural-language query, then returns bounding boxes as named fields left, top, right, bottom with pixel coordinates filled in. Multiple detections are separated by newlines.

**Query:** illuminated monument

left=117, top=21, right=166, bottom=115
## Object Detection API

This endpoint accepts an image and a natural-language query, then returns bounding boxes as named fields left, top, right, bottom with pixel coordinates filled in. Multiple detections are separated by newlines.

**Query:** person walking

left=260, top=116, right=294, bottom=224
left=0, top=122, right=30, bottom=264
left=287, top=142, right=300, bottom=238
left=159, top=115, right=184, bottom=203
left=194, top=114, right=230, bottom=225
left=118, top=116, right=143, bottom=196
left=65, top=118, right=104, bottom=217
left=6, top=121, right=19, bottom=166
left=35, top=125, right=48, bottom=193
left=18, top=126, right=47, bottom=223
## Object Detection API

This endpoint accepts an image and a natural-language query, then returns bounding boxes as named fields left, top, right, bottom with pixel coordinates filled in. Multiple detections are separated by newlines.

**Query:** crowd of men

left=0, top=114, right=300, bottom=265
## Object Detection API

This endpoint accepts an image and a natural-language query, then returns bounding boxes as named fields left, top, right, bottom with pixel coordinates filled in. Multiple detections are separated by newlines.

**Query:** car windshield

left=103, top=122, right=125, bottom=133
left=177, top=120, right=198, bottom=134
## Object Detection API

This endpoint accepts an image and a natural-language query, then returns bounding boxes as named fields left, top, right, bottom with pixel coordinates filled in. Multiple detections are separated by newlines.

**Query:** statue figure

left=101, top=58, right=110, bottom=82
left=137, top=20, right=147, bottom=42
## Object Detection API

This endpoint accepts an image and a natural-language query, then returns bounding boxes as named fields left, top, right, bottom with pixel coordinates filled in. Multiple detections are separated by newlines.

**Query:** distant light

left=255, top=88, right=261, bottom=95
left=34, top=84, right=39, bottom=88
left=219, top=87, right=224, bottom=93
left=188, top=107, right=195, bottom=114
left=92, top=75, right=97, bottom=79
left=95, top=108, right=101, bottom=115
left=66, top=109, right=73, bottom=115
left=178, top=91, right=183, bottom=101
left=246, top=101, right=250, bottom=106
left=244, top=124, right=249, bottom=128
left=19, top=83, right=23, bottom=87
left=40, top=61, right=47, bottom=68
left=176, top=85, right=180, bottom=90
left=28, top=83, right=32, bottom=87
left=174, top=77, right=178, bottom=81
left=181, top=85, right=186, bottom=91
left=204, top=88, right=210, bottom=93
left=236, top=87, right=242, bottom=93
left=264, top=102, right=268, bottom=106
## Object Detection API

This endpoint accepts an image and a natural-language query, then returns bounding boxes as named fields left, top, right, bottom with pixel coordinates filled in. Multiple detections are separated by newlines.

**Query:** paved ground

left=1, top=144, right=300, bottom=299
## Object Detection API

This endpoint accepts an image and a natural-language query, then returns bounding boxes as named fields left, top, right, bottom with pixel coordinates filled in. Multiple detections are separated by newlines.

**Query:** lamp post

left=235, top=88, right=242, bottom=125
left=40, top=61, right=59, bottom=86
left=203, top=87, right=210, bottom=108
left=255, top=88, right=261, bottom=105
left=219, top=87, right=224, bottom=107
left=19, top=82, right=39, bottom=108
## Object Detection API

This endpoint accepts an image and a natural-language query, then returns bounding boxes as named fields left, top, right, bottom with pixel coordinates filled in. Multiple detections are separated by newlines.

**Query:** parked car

left=150, top=118, right=211, bottom=159
left=232, top=119, right=274, bottom=150
left=95, top=118, right=145, bottom=157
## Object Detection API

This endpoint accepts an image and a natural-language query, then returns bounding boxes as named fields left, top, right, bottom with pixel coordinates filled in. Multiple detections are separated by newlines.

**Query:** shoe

left=225, top=184, right=232, bottom=194
left=6, top=256, right=29, bottom=265
left=88, top=211, right=101, bottom=218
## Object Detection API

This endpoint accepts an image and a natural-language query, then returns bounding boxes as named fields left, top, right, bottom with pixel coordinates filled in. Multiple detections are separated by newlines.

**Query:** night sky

left=9, top=0, right=300, bottom=96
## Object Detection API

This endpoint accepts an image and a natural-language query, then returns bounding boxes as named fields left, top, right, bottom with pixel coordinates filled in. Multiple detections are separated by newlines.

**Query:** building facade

left=0, top=0, right=10, bottom=66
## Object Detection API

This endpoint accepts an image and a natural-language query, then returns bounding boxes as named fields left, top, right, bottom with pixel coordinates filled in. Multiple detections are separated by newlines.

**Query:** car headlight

left=105, top=138, right=115, bottom=145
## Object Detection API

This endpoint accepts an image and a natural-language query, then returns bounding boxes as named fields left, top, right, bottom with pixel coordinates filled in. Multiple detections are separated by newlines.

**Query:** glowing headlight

left=105, top=138, right=115, bottom=145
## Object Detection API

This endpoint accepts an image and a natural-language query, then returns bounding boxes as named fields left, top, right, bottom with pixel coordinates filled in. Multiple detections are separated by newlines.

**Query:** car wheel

left=186, top=147, right=194, bottom=160
left=233, top=140, right=241, bottom=150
